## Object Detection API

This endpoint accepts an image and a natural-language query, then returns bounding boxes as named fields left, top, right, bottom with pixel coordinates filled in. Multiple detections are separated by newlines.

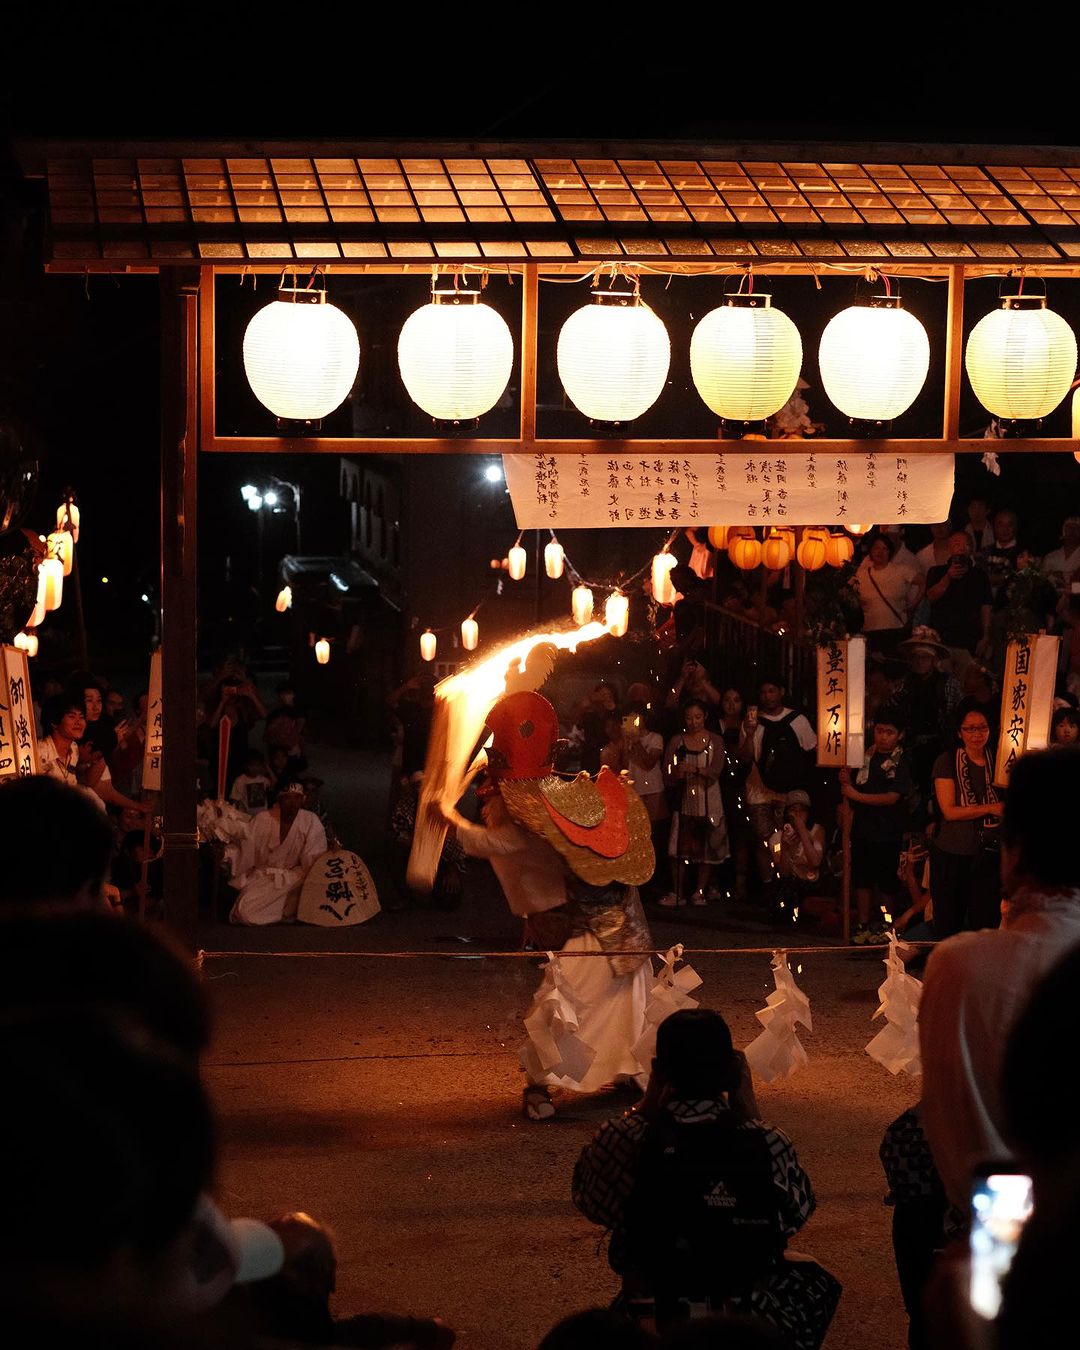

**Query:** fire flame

left=406, top=621, right=608, bottom=890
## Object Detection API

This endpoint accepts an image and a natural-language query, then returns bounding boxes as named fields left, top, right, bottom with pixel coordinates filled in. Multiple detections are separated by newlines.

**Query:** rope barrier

left=198, top=942, right=933, bottom=961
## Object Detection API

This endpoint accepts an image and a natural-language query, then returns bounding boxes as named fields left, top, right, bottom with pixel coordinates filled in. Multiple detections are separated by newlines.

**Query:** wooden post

left=944, top=265, right=965, bottom=441
left=841, top=798, right=852, bottom=945
left=160, top=268, right=201, bottom=951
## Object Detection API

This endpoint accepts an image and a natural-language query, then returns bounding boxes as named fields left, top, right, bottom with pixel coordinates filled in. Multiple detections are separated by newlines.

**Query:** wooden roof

left=18, top=139, right=1080, bottom=270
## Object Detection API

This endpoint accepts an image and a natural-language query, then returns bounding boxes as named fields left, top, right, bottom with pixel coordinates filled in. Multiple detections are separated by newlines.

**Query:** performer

left=436, top=691, right=656, bottom=1121
left=227, top=779, right=327, bottom=925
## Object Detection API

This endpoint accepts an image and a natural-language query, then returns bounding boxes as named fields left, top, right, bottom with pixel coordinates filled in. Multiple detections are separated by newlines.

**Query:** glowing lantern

left=39, top=557, right=63, bottom=611
left=818, top=297, right=930, bottom=422
left=243, top=283, right=360, bottom=423
left=27, top=569, right=45, bottom=627
left=314, top=638, right=331, bottom=665
left=275, top=585, right=292, bottom=613
left=848, top=523, right=873, bottom=536
left=397, top=284, right=514, bottom=421
left=544, top=540, right=565, bottom=579
left=707, top=525, right=731, bottom=550
left=652, top=550, right=678, bottom=605
left=419, top=630, right=437, bottom=662
left=507, top=544, right=527, bottom=581
left=557, top=287, right=671, bottom=423
left=796, top=529, right=829, bottom=571
left=825, top=533, right=855, bottom=567
left=572, top=584, right=594, bottom=625
left=57, top=501, right=80, bottom=542
left=728, top=536, right=762, bottom=570
left=605, top=591, right=629, bottom=637
left=46, top=531, right=73, bottom=577
left=13, top=631, right=30, bottom=653
left=461, top=616, right=479, bottom=651
left=761, top=532, right=792, bottom=571
left=690, top=293, right=803, bottom=421
left=966, top=296, right=1077, bottom=422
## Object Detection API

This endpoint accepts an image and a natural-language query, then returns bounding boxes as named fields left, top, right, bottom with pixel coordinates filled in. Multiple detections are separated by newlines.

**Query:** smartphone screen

left=969, top=1170, right=1034, bottom=1319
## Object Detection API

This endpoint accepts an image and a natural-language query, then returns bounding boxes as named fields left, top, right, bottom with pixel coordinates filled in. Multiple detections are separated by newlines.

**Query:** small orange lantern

left=825, top=533, right=855, bottom=567
left=796, top=529, right=829, bottom=571
left=315, top=638, right=331, bottom=665
left=707, top=525, right=730, bottom=550
left=729, top=536, right=762, bottom=570
left=761, top=531, right=792, bottom=571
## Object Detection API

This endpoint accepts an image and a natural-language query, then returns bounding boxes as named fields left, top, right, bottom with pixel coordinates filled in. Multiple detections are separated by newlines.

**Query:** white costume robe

left=458, top=816, right=651, bottom=1091
left=227, top=807, right=327, bottom=925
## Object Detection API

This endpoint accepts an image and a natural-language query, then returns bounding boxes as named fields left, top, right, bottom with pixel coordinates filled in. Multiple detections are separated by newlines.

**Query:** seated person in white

left=227, top=779, right=327, bottom=925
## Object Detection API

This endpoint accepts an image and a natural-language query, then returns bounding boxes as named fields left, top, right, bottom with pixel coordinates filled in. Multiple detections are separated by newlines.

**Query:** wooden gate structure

left=16, top=136, right=1080, bottom=941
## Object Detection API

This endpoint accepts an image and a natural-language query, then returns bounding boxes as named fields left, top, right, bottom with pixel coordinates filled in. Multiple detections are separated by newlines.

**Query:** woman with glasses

left=930, top=697, right=1005, bottom=936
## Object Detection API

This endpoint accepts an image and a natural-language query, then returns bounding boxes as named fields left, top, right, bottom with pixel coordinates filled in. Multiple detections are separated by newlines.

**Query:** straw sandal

left=523, top=1085, right=556, bottom=1121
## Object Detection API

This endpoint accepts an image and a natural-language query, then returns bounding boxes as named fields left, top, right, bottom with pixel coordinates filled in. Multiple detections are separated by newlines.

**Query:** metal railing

left=702, top=602, right=816, bottom=714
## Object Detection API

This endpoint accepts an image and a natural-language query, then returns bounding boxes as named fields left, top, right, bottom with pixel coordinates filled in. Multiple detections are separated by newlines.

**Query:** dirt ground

left=201, top=892, right=916, bottom=1350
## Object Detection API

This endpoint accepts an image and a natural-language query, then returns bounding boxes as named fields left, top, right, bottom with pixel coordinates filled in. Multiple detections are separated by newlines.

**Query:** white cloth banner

left=504, top=451, right=954, bottom=529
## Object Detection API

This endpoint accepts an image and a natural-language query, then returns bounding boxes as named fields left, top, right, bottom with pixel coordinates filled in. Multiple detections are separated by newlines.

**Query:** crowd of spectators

left=4, top=745, right=1077, bottom=1347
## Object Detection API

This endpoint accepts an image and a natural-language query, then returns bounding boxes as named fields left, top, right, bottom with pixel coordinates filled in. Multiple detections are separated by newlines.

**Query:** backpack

left=621, top=1113, right=785, bottom=1314
left=759, top=711, right=810, bottom=793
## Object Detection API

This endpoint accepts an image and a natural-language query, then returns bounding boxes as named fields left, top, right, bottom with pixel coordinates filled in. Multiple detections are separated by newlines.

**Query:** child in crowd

left=230, top=751, right=273, bottom=814
left=840, top=707, right=916, bottom=945
left=771, top=789, right=826, bottom=922
left=1050, top=705, right=1080, bottom=747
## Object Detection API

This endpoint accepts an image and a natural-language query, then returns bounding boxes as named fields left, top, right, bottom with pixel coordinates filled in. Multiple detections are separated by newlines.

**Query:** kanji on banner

left=993, top=634, right=1060, bottom=787
left=816, top=636, right=866, bottom=770
left=504, top=452, right=954, bottom=529
left=0, top=645, right=38, bottom=780
left=143, top=649, right=163, bottom=791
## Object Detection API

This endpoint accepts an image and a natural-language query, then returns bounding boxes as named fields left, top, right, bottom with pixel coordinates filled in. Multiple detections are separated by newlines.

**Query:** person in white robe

left=227, top=781, right=327, bottom=925
left=436, top=690, right=655, bottom=1121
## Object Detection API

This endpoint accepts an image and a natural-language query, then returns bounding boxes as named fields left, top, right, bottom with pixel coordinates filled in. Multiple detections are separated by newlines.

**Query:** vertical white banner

left=816, top=639, right=848, bottom=769
left=0, top=645, right=37, bottom=780
left=143, top=649, right=163, bottom=791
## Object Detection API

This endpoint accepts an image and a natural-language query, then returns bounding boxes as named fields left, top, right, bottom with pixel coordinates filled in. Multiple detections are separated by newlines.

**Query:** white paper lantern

left=419, top=630, right=437, bottom=662
left=557, top=292, right=670, bottom=423
left=398, top=291, right=513, bottom=421
left=39, top=557, right=63, bottom=611
left=24, top=631, right=38, bottom=658
left=315, top=638, right=331, bottom=665
left=243, top=286, right=360, bottom=422
left=275, top=585, right=293, bottom=613
left=57, top=501, right=80, bottom=542
left=507, top=544, right=527, bottom=581
left=572, top=584, right=594, bottom=625
left=690, top=294, right=803, bottom=421
left=848, top=523, right=873, bottom=536
left=966, top=296, right=1077, bottom=421
left=605, top=591, right=629, bottom=637
left=27, top=570, right=45, bottom=627
left=544, top=540, right=565, bottom=579
left=13, top=631, right=30, bottom=653
left=818, top=297, right=930, bottom=422
left=461, top=616, right=478, bottom=651
left=46, top=530, right=73, bottom=577
left=652, top=550, right=678, bottom=605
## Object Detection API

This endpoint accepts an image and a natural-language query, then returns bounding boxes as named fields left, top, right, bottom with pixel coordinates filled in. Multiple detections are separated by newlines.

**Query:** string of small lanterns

left=12, top=495, right=81, bottom=658
left=240, top=264, right=1080, bottom=434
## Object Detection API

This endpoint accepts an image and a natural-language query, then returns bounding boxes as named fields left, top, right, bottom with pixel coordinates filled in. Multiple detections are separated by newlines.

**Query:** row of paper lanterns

left=410, top=518, right=868, bottom=664
left=242, top=276, right=1079, bottom=429
left=14, top=502, right=82, bottom=656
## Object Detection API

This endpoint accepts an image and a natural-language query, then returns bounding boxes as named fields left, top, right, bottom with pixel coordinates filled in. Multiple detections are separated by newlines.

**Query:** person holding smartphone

left=924, top=533, right=993, bottom=679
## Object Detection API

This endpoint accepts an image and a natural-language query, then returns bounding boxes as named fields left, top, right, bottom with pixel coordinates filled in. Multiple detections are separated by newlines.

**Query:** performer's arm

left=438, top=806, right=525, bottom=859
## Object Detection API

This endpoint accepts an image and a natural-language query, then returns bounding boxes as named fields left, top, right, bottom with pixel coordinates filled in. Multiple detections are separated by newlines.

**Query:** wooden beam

left=199, top=434, right=1080, bottom=456
left=944, top=265, right=965, bottom=440
left=160, top=268, right=201, bottom=952
left=521, top=265, right=538, bottom=442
